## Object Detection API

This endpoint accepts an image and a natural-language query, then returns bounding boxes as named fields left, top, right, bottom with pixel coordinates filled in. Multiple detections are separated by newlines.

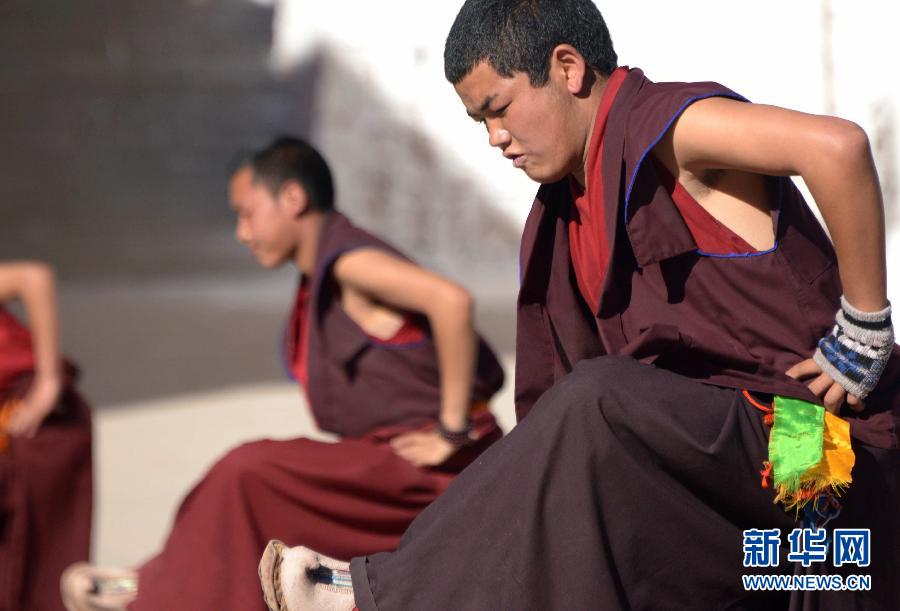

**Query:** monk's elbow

left=436, top=284, right=474, bottom=319
left=824, top=119, right=872, bottom=166
left=21, top=261, right=56, bottom=292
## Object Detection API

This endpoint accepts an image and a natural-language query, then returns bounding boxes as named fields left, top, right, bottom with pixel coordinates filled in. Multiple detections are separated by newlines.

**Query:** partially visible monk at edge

left=61, top=135, right=506, bottom=611
left=0, top=261, right=93, bottom=611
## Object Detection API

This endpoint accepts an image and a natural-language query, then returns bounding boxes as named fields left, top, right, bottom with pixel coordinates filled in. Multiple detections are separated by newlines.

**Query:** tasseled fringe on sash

left=771, top=403, right=854, bottom=511
left=746, top=392, right=855, bottom=514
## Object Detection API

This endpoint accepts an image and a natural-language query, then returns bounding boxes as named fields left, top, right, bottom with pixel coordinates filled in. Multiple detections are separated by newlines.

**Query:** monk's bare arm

left=332, top=248, right=476, bottom=464
left=669, top=97, right=887, bottom=312
left=667, top=98, right=890, bottom=411
left=0, top=261, right=63, bottom=437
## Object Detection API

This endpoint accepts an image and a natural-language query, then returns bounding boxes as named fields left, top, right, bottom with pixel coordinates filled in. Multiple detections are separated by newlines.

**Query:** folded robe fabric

left=0, top=307, right=94, bottom=611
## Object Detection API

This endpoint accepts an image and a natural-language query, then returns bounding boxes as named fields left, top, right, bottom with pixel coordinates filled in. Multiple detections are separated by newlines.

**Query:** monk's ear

left=278, top=180, right=309, bottom=217
left=549, top=44, right=590, bottom=96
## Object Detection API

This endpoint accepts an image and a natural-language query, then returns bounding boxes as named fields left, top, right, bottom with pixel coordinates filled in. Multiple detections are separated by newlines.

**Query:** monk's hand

left=788, top=296, right=893, bottom=415
left=389, top=431, right=457, bottom=467
left=785, top=358, right=864, bottom=415
left=7, top=375, right=60, bottom=438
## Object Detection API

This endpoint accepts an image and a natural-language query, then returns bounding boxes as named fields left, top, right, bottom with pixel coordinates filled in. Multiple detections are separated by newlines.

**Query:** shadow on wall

left=291, top=45, right=521, bottom=288
left=0, top=2, right=520, bottom=285
left=0, top=0, right=303, bottom=278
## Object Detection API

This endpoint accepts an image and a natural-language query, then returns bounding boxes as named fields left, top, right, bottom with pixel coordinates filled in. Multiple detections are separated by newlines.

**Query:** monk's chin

left=255, top=253, right=288, bottom=270
left=527, top=156, right=585, bottom=184
left=527, top=166, right=570, bottom=185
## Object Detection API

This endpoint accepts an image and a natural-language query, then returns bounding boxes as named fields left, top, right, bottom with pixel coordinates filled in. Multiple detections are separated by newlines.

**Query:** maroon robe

left=351, top=68, right=899, bottom=610
left=131, top=213, right=505, bottom=611
left=0, top=307, right=93, bottom=611
left=513, top=68, right=899, bottom=444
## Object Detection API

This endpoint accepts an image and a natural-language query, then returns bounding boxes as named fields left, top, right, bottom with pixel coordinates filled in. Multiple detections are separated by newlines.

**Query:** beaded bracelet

left=437, top=419, right=474, bottom=447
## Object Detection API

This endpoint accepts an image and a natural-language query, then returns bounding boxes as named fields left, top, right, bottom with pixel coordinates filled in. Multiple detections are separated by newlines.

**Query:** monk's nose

left=235, top=219, right=251, bottom=244
left=488, top=125, right=511, bottom=149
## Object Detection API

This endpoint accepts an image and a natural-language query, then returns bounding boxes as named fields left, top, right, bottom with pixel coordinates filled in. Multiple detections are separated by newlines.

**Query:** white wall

left=259, top=0, right=900, bottom=304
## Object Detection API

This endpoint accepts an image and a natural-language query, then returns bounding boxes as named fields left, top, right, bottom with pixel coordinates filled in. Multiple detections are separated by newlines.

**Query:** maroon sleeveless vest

left=295, top=213, right=505, bottom=438
left=515, top=68, right=899, bottom=450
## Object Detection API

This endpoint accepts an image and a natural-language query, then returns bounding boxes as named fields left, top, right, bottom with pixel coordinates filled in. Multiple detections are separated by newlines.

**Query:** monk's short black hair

left=248, top=136, right=336, bottom=212
left=444, top=0, right=617, bottom=86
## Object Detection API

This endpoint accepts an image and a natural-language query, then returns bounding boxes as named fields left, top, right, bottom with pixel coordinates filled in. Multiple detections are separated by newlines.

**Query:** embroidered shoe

left=259, top=540, right=354, bottom=611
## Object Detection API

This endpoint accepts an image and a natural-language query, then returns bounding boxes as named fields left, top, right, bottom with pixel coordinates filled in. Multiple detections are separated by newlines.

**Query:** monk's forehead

left=231, top=165, right=254, bottom=185
left=455, top=61, right=518, bottom=112
left=228, top=166, right=255, bottom=207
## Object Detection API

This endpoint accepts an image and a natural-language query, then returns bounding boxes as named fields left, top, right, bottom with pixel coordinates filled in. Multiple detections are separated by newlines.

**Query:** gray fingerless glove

left=813, top=296, right=894, bottom=399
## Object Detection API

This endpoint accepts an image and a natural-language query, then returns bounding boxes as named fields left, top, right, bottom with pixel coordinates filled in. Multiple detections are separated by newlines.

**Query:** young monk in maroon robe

left=266, top=1, right=900, bottom=610
left=0, top=261, right=92, bottom=611
left=60, top=136, right=505, bottom=611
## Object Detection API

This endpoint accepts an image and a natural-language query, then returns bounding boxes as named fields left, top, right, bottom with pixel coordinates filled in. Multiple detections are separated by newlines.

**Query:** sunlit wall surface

left=266, top=0, right=899, bottom=302
left=1, top=1, right=897, bottom=405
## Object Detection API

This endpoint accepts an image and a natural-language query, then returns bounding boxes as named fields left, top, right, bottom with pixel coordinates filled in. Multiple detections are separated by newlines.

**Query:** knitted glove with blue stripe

left=813, top=296, right=894, bottom=399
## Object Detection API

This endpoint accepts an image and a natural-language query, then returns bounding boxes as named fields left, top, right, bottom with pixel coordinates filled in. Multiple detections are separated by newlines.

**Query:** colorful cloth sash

left=0, top=399, right=21, bottom=452
left=766, top=395, right=855, bottom=513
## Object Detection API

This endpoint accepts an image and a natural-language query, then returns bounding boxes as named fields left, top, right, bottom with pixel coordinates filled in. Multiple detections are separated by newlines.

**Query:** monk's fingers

left=806, top=373, right=834, bottom=397
left=390, top=439, right=424, bottom=456
left=846, top=393, right=866, bottom=412
left=822, top=383, right=846, bottom=415
left=391, top=446, right=426, bottom=467
left=6, top=412, right=38, bottom=438
left=785, top=358, right=822, bottom=380
left=390, top=444, right=415, bottom=459
left=393, top=439, right=448, bottom=463
left=389, top=433, right=426, bottom=450
left=5, top=415, right=26, bottom=437
left=18, top=416, right=39, bottom=438
left=391, top=432, right=452, bottom=467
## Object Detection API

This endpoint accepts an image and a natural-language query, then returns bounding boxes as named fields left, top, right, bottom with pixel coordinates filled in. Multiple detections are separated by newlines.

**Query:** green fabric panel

left=768, top=395, right=824, bottom=488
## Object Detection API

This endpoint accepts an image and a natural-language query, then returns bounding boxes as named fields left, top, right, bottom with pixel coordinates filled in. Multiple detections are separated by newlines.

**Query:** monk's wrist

left=813, top=296, right=893, bottom=399
left=437, top=418, right=474, bottom=447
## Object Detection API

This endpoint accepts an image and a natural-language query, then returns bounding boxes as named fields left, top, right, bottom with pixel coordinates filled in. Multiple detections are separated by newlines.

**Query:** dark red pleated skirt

left=352, top=357, right=899, bottom=611
left=0, top=388, right=93, bottom=611
left=131, top=410, right=500, bottom=611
